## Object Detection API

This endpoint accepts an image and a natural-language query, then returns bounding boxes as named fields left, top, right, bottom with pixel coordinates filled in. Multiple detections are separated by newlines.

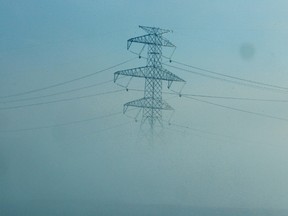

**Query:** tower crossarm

left=127, top=34, right=175, bottom=50
left=114, top=66, right=147, bottom=82
left=139, top=25, right=172, bottom=35
left=114, top=66, right=185, bottom=85
left=123, top=97, right=173, bottom=113
left=157, top=67, right=185, bottom=82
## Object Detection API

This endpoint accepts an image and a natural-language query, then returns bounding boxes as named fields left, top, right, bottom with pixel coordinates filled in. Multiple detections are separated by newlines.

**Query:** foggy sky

left=1, top=0, right=288, bottom=213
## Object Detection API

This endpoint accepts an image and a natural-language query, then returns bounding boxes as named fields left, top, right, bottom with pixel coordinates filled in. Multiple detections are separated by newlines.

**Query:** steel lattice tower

left=114, top=26, right=185, bottom=130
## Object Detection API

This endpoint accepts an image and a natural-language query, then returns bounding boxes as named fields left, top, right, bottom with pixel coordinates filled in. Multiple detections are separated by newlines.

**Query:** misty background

left=1, top=0, right=288, bottom=215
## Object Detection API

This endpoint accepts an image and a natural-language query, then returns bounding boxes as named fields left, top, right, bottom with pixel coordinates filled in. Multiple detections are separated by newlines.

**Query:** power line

left=131, top=51, right=248, bottom=88
left=0, top=111, right=123, bottom=133
left=0, top=89, right=124, bottom=110
left=130, top=51, right=287, bottom=92
left=167, top=58, right=288, bottom=92
left=179, top=93, right=288, bottom=103
left=89, top=121, right=133, bottom=135
left=164, top=63, right=286, bottom=93
left=166, top=121, right=264, bottom=145
left=0, top=57, right=136, bottom=99
left=0, top=79, right=113, bottom=104
left=127, top=88, right=288, bottom=103
left=183, top=95, right=288, bottom=122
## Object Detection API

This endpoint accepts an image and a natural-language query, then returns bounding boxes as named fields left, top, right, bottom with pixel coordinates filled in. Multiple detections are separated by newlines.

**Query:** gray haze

left=1, top=0, right=288, bottom=215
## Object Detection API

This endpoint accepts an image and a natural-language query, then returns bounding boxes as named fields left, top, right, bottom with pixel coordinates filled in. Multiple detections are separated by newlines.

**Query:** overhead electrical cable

left=183, top=95, right=288, bottom=122
left=163, top=63, right=286, bottom=92
left=127, top=88, right=288, bottom=103
left=89, top=121, right=133, bottom=135
left=0, top=57, right=136, bottom=99
left=167, top=58, right=288, bottom=91
left=0, top=111, right=123, bottom=133
left=166, top=121, right=263, bottom=145
left=0, top=89, right=124, bottom=110
left=130, top=51, right=287, bottom=92
left=0, top=79, right=113, bottom=104
left=129, top=43, right=288, bottom=92
left=180, top=93, right=288, bottom=102
left=167, top=120, right=247, bottom=140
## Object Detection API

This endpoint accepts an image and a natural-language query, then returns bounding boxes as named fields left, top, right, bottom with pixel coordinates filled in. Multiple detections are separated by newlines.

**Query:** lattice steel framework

left=114, top=26, right=185, bottom=130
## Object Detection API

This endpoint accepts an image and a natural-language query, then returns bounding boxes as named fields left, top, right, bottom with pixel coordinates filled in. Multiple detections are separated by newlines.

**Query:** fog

left=1, top=0, right=288, bottom=215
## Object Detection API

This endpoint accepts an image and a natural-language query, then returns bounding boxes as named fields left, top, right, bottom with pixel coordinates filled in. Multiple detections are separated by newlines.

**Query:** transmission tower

left=114, top=25, right=185, bottom=131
